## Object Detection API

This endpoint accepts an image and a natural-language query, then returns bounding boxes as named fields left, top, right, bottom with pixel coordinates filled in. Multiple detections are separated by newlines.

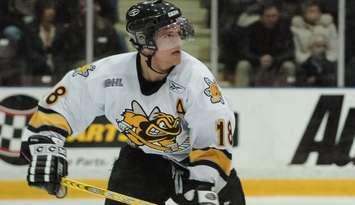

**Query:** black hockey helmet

left=126, top=0, right=194, bottom=53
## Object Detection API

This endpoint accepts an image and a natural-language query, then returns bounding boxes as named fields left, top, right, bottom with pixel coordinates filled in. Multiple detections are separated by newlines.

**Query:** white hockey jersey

left=23, top=51, right=236, bottom=192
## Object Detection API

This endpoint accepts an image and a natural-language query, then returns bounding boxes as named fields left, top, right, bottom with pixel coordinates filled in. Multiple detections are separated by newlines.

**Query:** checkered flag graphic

left=0, top=107, right=33, bottom=157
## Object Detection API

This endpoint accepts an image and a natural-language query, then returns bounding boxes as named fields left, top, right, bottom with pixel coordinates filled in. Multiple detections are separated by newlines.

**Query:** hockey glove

left=165, top=187, right=219, bottom=205
left=26, top=135, right=68, bottom=197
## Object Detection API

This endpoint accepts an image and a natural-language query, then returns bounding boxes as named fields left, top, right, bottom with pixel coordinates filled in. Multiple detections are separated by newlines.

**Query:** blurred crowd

left=215, top=0, right=355, bottom=87
left=0, top=0, right=127, bottom=86
left=0, top=0, right=354, bottom=87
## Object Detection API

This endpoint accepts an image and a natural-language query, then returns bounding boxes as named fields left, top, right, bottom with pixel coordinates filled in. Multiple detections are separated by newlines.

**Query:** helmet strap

left=139, top=47, right=171, bottom=75
left=129, top=38, right=141, bottom=51
left=145, top=54, right=171, bottom=75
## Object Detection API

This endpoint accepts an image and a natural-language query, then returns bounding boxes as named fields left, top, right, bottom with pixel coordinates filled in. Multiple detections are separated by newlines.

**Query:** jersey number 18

left=216, top=119, right=233, bottom=146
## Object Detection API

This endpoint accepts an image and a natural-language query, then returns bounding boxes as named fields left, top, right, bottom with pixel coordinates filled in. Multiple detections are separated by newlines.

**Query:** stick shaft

left=61, top=177, right=157, bottom=205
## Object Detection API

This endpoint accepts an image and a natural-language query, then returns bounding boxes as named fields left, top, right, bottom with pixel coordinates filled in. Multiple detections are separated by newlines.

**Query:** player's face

left=155, top=23, right=182, bottom=51
left=153, top=24, right=182, bottom=70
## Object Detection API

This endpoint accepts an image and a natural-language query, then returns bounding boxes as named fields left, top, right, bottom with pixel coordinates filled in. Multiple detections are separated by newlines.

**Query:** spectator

left=296, top=34, right=337, bottom=86
left=279, top=0, right=304, bottom=20
left=97, top=0, right=119, bottom=25
left=55, top=0, right=119, bottom=26
left=219, top=23, right=247, bottom=85
left=60, top=0, right=127, bottom=68
left=218, top=0, right=261, bottom=86
left=0, top=36, right=24, bottom=85
left=0, top=0, right=34, bottom=86
left=318, top=0, right=338, bottom=24
left=237, top=1, right=295, bottom=87
left=54, top=0, right=80, bottom=26
left=24, top=0, right=66, bottom=84
left=236, top=0, right=262, bottom=28
left=0, top=0, right=34, bottom=48
left=0, top=0, right=34, bottom=29
left=291, top=0, right=337, bottom=86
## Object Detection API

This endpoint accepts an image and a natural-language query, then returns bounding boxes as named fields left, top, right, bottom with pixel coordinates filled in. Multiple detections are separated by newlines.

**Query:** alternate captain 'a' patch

left=72, top=64, right=96, bottom=77
left=116, top=100, right=190, bottom=153
left=203, top=77, right=225, bottom=104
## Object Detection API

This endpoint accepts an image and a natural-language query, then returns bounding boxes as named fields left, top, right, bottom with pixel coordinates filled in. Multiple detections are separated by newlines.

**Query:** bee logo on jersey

left=116, top=101, right=189, bottom=153
left=72, top=64, right=96, bottom=77
left=203, top=77, right=225, bottom=104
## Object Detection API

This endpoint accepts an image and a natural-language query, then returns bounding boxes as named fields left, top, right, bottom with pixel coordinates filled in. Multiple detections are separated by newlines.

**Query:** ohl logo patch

left=72, top=64, right=96, bottom=77
left=203, top=77, right=224, bottom=104
left=116, top=101, right=189, bottom=153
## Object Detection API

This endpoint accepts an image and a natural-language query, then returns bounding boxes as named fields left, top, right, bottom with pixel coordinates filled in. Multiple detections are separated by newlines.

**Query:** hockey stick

left=61, top=177, right=157, bottom=205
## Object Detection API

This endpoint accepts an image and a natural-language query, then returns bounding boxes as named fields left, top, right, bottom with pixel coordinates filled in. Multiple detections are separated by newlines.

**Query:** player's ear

left=141, top=48, right=154, bottom=57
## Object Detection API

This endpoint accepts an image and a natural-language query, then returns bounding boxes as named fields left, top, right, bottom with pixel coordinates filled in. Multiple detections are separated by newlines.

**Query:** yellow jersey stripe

left=28, top=111, right=72, bottom=135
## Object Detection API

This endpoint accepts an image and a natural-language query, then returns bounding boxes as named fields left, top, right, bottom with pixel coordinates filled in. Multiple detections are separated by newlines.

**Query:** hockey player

left=21, top=0, right=246, bottom=204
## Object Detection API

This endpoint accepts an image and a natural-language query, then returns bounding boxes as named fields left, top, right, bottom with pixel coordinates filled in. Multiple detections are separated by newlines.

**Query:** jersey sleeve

left=22, top=65, right=105, bottom=145
left=184, top=71, right=235, bottom=193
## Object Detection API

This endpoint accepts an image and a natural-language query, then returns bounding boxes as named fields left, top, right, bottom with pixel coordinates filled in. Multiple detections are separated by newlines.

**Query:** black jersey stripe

left=190, top=160, right=229, bottom=181
left=37, top=106, right=59, bottom=114
left=27, top=125, right=68, bottom=138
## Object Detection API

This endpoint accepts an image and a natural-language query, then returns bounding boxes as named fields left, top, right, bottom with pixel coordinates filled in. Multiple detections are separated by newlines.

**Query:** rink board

left=1, top=88, right=355, bottom=198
